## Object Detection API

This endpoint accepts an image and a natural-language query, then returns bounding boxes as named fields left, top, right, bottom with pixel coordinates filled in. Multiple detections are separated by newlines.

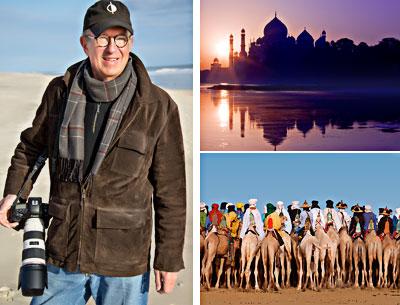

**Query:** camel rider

left=208, top=203, right=223, bottom=232
left=288, top=200, right=301, bottom=231
left=310, top=200, right=325, bottom=231
left=377, top=207, right=393, bottom=239
left=336, top=200, right=351, bottom=230
left=296, top=201, right=314, bottom=237
left=262, top=202, right=276, bottom=222
left=264, top=203, right=286, bottom=246
left=377, top=208, right=384, bottom=224
left=363, top=204, right=377, bottom=233
left=349, top=205, right=365, bottom=240
left=393, top=208, right=400, bottom=240
left=275, top=201, right=292, bottom=233
left=226, top=204, right=240, bottom=238
left=200, top=202, right=211, bottom=233
left=324, top=199, right=341, bottom=231
left=220, top=202, right=228, bottom=214
left=225, top=203, right=240, bottom=261
left=239, top=198, right=265, bottom=241
left=236, top=202, right=245, bottom=221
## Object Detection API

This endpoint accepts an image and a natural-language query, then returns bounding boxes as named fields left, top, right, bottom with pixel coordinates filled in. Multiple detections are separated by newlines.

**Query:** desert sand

left=201, top=288, right=400, bottom=305
left=0, top=72, right=193, bottom=305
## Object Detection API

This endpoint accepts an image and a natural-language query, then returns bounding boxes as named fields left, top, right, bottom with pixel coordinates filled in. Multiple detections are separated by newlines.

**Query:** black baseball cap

left=83, top=1, right=133, bottom=36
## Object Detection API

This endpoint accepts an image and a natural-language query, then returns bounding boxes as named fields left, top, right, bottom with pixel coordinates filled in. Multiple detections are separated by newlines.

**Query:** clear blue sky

left=201, top=153, right=400, bottom=212
left=0, top=0, right=192, bottom=73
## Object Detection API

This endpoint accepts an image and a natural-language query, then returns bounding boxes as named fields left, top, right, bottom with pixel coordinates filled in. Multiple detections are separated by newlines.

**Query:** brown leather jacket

left=3, top=54, right=186, bottom=276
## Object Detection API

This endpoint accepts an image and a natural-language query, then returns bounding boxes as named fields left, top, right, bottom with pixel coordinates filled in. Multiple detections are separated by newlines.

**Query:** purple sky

left=201, top=0, right=400, bottom=68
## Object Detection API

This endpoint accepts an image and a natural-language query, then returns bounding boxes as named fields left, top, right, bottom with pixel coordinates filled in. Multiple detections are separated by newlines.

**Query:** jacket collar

left=61, top=53, right=155, bottom=152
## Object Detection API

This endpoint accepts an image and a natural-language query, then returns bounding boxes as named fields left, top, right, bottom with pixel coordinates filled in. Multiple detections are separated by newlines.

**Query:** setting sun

left=215, top=40, right=229, bottom=59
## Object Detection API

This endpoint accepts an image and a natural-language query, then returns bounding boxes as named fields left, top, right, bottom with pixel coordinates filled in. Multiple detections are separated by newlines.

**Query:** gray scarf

left=58, top=57, right=137, bottom=182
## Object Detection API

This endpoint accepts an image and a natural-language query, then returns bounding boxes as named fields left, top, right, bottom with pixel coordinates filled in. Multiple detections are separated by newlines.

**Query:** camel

left=365, top=230, right=383, bottom=288
left=239, top=227, right=261, bottom=290
left=296, top=230, right=322, bottom=291
left=200, top=229, right=206, bottom=255
left=278, top=230, right=292, bottom=288
left=201, top=229, right=229, bottom=289
left=396, top=238, right=400, bottom=287
left=200, top=229, right=206, bottom=285
left=337, top=227, right=353, bottom=287
left=352, top=237, right=367, bottom=288
left=382, top=234, right=398, bottom=288
left=326, top=225, right=341, bottom=287
left=275, top=214, right=293, bottom=288
left=261, top=229, right=281, bottom=291
left=314, top=225, right=336, bottom=289
left=230, top=237, right=242, bottom=287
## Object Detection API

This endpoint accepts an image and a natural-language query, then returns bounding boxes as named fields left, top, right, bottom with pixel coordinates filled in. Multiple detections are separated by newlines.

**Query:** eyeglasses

left=86, top=34, right=131, bottom=48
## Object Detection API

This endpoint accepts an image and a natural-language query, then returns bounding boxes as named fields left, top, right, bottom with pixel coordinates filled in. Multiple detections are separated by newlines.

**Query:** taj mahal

left=202, top=13, right=400, bottom=84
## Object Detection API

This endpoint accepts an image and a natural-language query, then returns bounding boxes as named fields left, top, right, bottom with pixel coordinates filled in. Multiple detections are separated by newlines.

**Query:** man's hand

left=0, top=194, right=18, bottom=228
left=154, top=270, right=178, bottom=294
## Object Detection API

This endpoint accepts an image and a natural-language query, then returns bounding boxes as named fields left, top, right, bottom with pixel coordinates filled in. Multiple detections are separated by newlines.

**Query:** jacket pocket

left=46, top=199, right=70, bottom=260
left=94, top=209, right=150, bottom=266
left=110, top=130, right=147, bottom=178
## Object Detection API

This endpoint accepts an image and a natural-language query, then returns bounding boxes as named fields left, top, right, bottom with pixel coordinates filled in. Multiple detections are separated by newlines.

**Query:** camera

left=7, top=153, right=49, bottom=296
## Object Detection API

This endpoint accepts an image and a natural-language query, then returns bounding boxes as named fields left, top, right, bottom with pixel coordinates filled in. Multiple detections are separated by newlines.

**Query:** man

left=296, top=200, right=314, bottom=238
left=220, top=201, right=228, bottom=214
left=240, top=198, right=265, bottom=240
left=363, top=204, right=377, bottom=233
left=0, top=1, right=186, bottom=304
left=225, top=203, right=240, bottom=261
left=275, top=201, right=292, bottom=234
left=262, top=202, right=276, bottom=222
left=236, top=202, right=245, bottom=221
left=393, top=207, right=400, bottom=240
left=310, top=200, right=325, bottom=231
left=208, top=203, right=223, bottom=229
left=200, top=202, right=210, bottom=232
left=288, top=200, right=301, bottom=231
left=264, top=201, right=287, bottom=246
left=336, top=200, right=351, bottom=230
left=349, top=204, right=365, bottom=240
left=377, top=207, right=393, bottom=238
left=323, top=199, right=341, bottom=231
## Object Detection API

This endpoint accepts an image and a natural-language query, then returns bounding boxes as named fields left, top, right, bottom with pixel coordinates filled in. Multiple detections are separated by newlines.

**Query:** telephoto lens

left=19, top=198, right=48, bottom=296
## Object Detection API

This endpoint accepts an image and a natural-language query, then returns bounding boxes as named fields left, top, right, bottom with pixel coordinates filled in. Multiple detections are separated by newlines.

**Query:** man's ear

left=80, top=36, right=89, bottom=56
left=128, top=35, right=134, bottom=52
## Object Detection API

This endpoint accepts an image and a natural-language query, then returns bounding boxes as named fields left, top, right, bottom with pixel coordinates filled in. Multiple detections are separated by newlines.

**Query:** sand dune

left=0, top=73, right=193, bottom=305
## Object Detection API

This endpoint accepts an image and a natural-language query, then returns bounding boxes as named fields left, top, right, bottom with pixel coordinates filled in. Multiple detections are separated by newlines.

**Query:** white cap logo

left=107, top=2, right=117, bottom=14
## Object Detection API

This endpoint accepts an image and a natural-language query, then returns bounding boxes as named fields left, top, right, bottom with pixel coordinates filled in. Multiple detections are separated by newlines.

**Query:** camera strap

left=14, top=152, right=48, bottom=205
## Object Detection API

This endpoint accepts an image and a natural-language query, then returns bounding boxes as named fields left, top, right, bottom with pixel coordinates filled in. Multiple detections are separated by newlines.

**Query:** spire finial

left=275, top=11, right=277, bottom=18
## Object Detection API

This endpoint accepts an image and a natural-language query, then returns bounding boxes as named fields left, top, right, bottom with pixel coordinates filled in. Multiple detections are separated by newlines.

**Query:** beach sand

left=0, top=73, right=193, bottom=305
left=201, top=288, right=400, bottom=305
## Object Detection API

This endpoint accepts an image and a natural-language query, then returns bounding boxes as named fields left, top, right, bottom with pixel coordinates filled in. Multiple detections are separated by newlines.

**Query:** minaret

left=240, top=28, right=247, bottom=58
left=229, top=34, right=234, bottom=68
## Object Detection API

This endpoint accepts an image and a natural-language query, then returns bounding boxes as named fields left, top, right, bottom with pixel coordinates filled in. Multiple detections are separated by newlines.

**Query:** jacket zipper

left=92, top=103, right=100, bottom=133
left=77, top=184, right=87, bottom=269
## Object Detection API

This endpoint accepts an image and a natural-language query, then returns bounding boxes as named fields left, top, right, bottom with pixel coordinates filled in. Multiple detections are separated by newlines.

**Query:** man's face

left=80, top=27, right=133, bottom=82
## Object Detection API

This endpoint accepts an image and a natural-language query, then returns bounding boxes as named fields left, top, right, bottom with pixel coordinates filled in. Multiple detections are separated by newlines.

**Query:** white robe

left=240, top=208, right=265, bottom=240
left=299, top=210, right=313, bottom=228
left=337, top=210, right=351, bottom=229
left=276, top=207, right=292, bottom=233
left=323, top=208, right=342, bottom=230
left=311, top=208, right=325, bottom=230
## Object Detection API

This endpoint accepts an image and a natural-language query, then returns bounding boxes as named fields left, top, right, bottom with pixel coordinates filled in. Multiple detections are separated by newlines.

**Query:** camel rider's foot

left=274, top=229, right=285, bottom=246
